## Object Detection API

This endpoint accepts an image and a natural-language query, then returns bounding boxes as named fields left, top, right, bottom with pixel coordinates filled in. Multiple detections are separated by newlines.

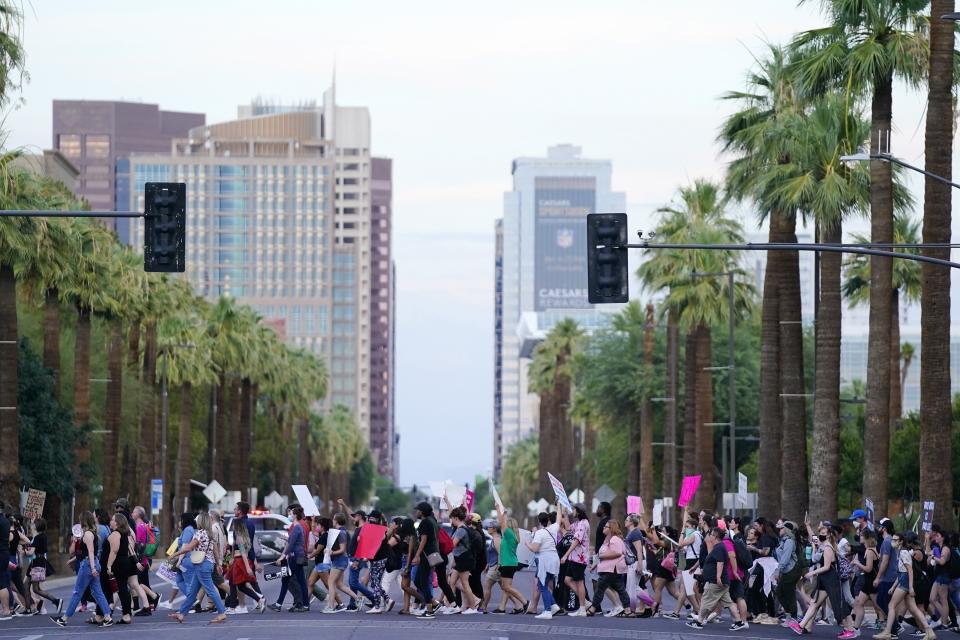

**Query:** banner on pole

left=547, top=473, right=572, bottom=511
left=464, top=489, right=475, bottom=512
left=677, top=475, right=701, bottom=509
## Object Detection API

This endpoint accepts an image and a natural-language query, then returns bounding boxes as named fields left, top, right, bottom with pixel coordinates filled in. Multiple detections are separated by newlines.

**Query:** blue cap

left=850, top=509, right=867, bottom=519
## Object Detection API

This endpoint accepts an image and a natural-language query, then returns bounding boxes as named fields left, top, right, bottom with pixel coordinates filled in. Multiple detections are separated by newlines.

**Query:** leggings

left=229, top=581, right=262, bottom=604
left=436, top=559, right=456, bottom=603
left=96, top=562, right=131, bottom=617
left=469, top=567, right=484, bottom=600
left=818, top=567, right=848, bottom=626
left=369, top=560, right=386, bottom=607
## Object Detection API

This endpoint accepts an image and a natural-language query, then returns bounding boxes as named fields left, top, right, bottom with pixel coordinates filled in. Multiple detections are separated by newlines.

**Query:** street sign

left=203, top=479, right=226, bottom=504
left=568, top=488, right=584, bottom=504
left=535, top=498, right=550, bottom=513
left=151, top=479, right=164, bottom=513
left=264, top=491, right=285, bottom=512
left=594, top=484, right=616, bottom=504
left=527, top=500, right=540, bottom=516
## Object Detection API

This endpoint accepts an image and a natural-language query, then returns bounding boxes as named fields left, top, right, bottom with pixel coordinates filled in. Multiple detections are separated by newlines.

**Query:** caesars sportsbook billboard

left=534, top=176, right=596, bottom=311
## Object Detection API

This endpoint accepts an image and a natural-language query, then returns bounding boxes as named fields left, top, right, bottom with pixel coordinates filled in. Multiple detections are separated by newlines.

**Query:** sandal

left=616, top=610, right=635, bottom=618
left=209, top=614, right=227, bottom=624
left=491, top=609, right=506, bottom=614
left=168, top=613, right=184, bottom=623
left=585, top=605, right=597, bottom=617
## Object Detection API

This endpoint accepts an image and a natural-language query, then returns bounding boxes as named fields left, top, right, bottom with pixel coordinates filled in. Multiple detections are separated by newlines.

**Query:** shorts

left=934, top=574, right=951, bottom=586
left=331, top=556, right=349, bottom=571
left=729, top=579, right=745, bottom=601
left=485, top=567, right=501, bottom=583
left=313, top=563, right=332, bottom=574
left=564, top=562, right=586, bottom=582
left=897, top=573, right=909, bottom=591
left=0, top=558, right=9, bottom=590
left=212, top=568, right=225, bottom=587
left=858, top=575, right=877, bottom=595
left=499, top=565, right=519, bottom=579
left=454, top=556, right=473, bottom=573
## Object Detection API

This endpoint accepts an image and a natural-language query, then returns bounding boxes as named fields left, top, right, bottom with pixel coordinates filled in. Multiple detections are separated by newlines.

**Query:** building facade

left=369, top=157, right=397, bottom=481
left=52, top=100, right=205, bottom=237
left=493, top=219, right=504, bottom=475
left=122, top=86, right=381, bottom=447
left=494, top=144, right=626, bottom=476
left=12, top=149, right=80, bottom=192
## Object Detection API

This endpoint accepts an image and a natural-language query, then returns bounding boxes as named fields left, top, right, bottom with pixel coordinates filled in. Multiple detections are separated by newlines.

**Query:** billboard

left=534, top=177, right=595, bottom=311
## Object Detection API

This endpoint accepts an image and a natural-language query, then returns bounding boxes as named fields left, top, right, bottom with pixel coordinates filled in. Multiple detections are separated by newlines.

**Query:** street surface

left=0, top=569, right=874, bottom=640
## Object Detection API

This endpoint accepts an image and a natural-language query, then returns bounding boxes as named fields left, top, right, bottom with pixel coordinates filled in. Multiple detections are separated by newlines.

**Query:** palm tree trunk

left=0, top=263, right=19, bottom=506
left=228, top=379, right=242, bottom=488
left=664, top=311, right=679, bottom=527
left=277, top=410, right=292, bottom=494
left=779, top=210, right=809, bottom=523
left=864, top=72, right=894, bottom=518
left=639, top=303, right=655, bottom=512
left=627, top=413, right=640, bottom=496
left=174, top=382, right=193, bottom=518
left=556, top=365, right=574, bottom=492
left=140, top=320, right=157, bottom=500
left=758, top=218, right=783, bottom=517
left=694, top=323, right=714, bottom=509
left=682, top=329, right=698, bottom=479
left=298, top=418, right=310, bottom=487
left=810, top=221, right=842, bottom=523
left=214, top=376, right=228, bottom=481
left=73, top=306, right=92, bottom=512
left=43, top=288, right=61, bottom=401
left=103, top=319, right=124, bottom=502
left=889, top=290, right=901, bottom=446
left=127, top=320, right=141, bottom=370
left=920, top=0, right=954, bottom=525
left=233, top=378, right=253, bottom=493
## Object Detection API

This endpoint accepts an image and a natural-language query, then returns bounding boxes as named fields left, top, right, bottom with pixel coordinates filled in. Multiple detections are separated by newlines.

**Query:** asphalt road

left=0, top=568, right=884, bottom=640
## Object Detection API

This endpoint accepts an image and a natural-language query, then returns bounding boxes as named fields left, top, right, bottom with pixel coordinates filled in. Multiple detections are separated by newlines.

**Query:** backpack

left=438, top=527, right=454, bottom=557
left=733, top=538, right=752, bottom=574
left=837, top=553, right=853, bottom=580
left=142, top=525, right=158, bottom=557
left=948, top=547, right=960, bottom=580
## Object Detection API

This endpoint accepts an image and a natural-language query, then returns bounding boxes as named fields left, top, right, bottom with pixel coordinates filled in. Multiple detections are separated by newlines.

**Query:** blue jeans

left=412, top=564, right=433, bottom=603
left=176, top=563, right=193, bottom=596
left=349, top=559, right=378, bottom=606
left=536, top=560, right=555, bottom=611
left=876, top=581, right=894, bottom=615
left=65, top=560, right=111, bottom=618
left=949, top=578, right=960, bottom=612
left=178, top=560, right=225, bottom=615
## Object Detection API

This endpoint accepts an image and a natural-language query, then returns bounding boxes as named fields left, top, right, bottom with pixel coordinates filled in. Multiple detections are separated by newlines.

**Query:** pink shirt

left=568, top=519, right=590, bottom=565
left=722, top=539, right=744, bottom=581
left=598, top=535, right=627, bottom=574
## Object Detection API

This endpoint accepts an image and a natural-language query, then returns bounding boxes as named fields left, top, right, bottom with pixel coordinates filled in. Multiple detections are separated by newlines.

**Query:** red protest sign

left=354, top=523, right=388, bottom=560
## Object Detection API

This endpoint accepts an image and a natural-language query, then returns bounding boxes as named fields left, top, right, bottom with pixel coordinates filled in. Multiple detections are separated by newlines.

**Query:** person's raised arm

left=337, top=498, right=353, bottom=519
left=496, top=502, right=507, bottom=531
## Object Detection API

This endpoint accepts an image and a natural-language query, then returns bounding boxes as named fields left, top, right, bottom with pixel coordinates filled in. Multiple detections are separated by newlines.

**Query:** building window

left=84, top=180, right=110, bottom=190
left=86, top=165, right=110, bottom=175
left=85, top=135, right=110, bottom=159
left=58, top=134, right=81, bottom=158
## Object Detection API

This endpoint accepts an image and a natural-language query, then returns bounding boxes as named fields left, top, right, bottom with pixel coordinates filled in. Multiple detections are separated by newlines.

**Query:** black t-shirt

left=347, top=524, right=362, bottom=557
left=0, top=514, right=9, bottom=560
left=418, top=517, right=439, bottom=556
left=32, top=532, right=48, bottom=556
left=468, top=526, right=486, bottom=570
left=702, top=544, right=729, bottom=584
left=595, top=516, right=610, bottom=553
left=758, top=533, right=778, bottom=557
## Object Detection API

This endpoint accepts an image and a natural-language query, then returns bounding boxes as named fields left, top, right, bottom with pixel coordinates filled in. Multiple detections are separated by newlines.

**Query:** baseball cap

left=351, top=510, right=368, bottom=519
left=878, top=517, right=891, bottom=525
left=470, top=513, right=482, bottom=524
left=850, top=509, right=867, bottom=519
left=415, top=502, right=433, bottom=515
left=367, top=510, right=383, bottom=521
left=115, top=497, right=129, bottom=509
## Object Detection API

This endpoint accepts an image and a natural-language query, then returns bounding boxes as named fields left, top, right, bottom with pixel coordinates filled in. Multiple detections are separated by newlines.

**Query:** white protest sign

left=737, top=473, right=749, bottom=507
left=489, top=479, right=504, bottom=511
left=547, top=473, right=572, bottom=511
left=23, top=488, right=46, bottom=522
left=291, top=485, right=320, bottom=517
left=444, top=481, right=466, bottom=508
left=653, top=499, right=663, bottom=526
left=429, top=481, right=446, bottom=499
left=516, top=529, right=535, bottom=566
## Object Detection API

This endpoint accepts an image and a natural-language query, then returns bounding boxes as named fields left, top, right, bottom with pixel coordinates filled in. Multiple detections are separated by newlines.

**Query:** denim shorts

left=897, top=573, right=910, bottom=590
left=332, top=555, right=349, bottom=571
left=934, top=574, right=951, bottom=586
left=313, top=562, right=332, bottom=573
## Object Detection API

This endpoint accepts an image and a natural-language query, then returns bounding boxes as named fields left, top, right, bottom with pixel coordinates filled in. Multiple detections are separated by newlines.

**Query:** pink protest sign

left=464, top=489, right=475, bottom=512
left=626, top=495, right=643, bottom=515
left=677, top=475, right=701, bottom=508
left=354, top=523, right=388, bottom=560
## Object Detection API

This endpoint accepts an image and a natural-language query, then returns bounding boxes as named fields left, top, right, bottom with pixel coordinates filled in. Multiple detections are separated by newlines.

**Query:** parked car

left=224, top=512, right=291, bottom=563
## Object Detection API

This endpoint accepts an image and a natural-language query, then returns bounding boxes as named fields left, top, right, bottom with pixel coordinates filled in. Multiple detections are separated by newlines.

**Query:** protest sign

left=444, top=482, right=466, bottom=508
left=516, top=529, right=535, bottom=566
left=291, top=485, right=320, bottom=516
left=464, top=489, right=475, bottom=512
left=626, top=495, right=643, bottom=515
left=677, top=475, right=701, bottom=509
left=737, top=473, right=749, bottom=507
left=355, top=523, right=388, bottom=560
left=547, top=473, right=572, bottom=511
left=23, top=488, right=46, bottom=522
left=864, top=498, right=875, bottom=531
left=489, top=480, right=504, bottom=511
left=652, top=499, right=663, bottom=526
left=922, top=501, right=935, bottom=532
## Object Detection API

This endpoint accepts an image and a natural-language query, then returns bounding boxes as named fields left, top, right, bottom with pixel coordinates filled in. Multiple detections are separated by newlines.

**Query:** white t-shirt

left=897, top=549, right=912, bottom=573
left=533, top=524, right=559, bottom=556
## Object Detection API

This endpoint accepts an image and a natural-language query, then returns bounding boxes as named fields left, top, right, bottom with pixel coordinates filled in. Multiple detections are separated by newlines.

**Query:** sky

left=6, top=1, right=955, bottom=490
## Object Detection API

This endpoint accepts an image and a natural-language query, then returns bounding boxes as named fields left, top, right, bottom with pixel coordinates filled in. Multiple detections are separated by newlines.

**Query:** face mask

left=852, top=521, right=861, bottom=529
left=818, top=534, right=827, bottom=542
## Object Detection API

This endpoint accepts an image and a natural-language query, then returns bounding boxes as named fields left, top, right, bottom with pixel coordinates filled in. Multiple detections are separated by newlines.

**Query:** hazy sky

left=6, top=1, right=953, bottom=490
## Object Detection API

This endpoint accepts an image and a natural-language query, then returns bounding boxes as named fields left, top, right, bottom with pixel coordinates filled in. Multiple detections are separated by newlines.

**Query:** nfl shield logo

left=556, top=229, right=574, bottom=249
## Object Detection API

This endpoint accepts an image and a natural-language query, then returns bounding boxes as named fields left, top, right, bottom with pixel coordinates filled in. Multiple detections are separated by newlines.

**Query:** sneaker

left=50, top=615, right=66, bottom=627
left=235, top=606, right=248, bottom=614
left=686, top=620, right=704, bottom=630
left=707, top=611, right=722, bottom=624
left=411, top=607, right=425, bottom=616
left=417, top=609, right=436, bottom=620
left=158, top=601, right=173, bottom=610
left=782, top=617, right=797, bottom=628
left=550, top=604, right=560, bottom=615
left=385, top=599, right=396, bottom=613
left=335, top=603, right=348, bottom=613
left=569, top=608, right=588, bottom=617
left=873, top=633, right=892, bottom=640
left=662, top=611, right=680, bottom=620
left=790, top=621, right=805, bottom=635
left=256, top=598, right=266, bottom=614
left=535, top=611, right=553, bottom=620
left=441, top=606, right=459, bottom=615
left=100, top=617, right=115, bottom=627
left=925, top=629, right=937, bottom=640
left=321, top=607, right=338, bottom=614
left=638, top=609, right=654, bottom=619
left=134, top=608, right=152, bottom=617
left=461, top=608, right=479, bottom=615
left=838, top=630, right=858, bottom=640
left=731, top=621, right=749, bottom=631
left=605, top=606, right=624, bottom=618
left=818, top=618, right=834, bottom=625
left=292, top=606, right=310, bottom=613
left=365, top=606, right=382, bottom=614
left=914, top=631, right=928, bottom=638
left=268, top=603, right=282, bottom=612
left=224, top=608, right=238, bottom=615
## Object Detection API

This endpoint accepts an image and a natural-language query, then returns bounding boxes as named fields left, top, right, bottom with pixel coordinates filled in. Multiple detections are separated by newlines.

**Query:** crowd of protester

left=1, top=492, right=959, bottom=637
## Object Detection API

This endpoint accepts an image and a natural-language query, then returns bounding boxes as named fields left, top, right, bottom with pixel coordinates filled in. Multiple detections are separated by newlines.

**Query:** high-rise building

left=493, top=219, right=504, bottom=476
left=122, top=85, right=379, bottom=443
left=369, top=157, right=396, bottom=481
left=495, top=144, right=626, bottom=476
left=12, top=149, right=80, bottom=192
left=52, top=100, right=205, bottom=238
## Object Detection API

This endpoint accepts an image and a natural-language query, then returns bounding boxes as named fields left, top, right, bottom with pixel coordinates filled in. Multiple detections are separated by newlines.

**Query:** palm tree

left=205, top=297, right=246, bottom=482
left=842, top=214, right=921, bottom=436
left=792, top=0, right=928, bottom=517
left=638, top=180, right=754, bottom=509
left=767, top=95, right=871, bottom=522
left=719, top=45, right=806, bottom=518
left=499, top=436, right=538, bottom=521
left=899, top=342, right=915, bottom=412
left=528, top=318, right=583, bottom=498
left=919, top=0, right=954, bottom=525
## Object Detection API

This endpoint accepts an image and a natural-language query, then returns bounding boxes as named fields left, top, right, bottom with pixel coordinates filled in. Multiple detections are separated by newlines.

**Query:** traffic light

left=143, top=182, right=186, bottom=273
left=587, top=213, right=629, bottom=304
